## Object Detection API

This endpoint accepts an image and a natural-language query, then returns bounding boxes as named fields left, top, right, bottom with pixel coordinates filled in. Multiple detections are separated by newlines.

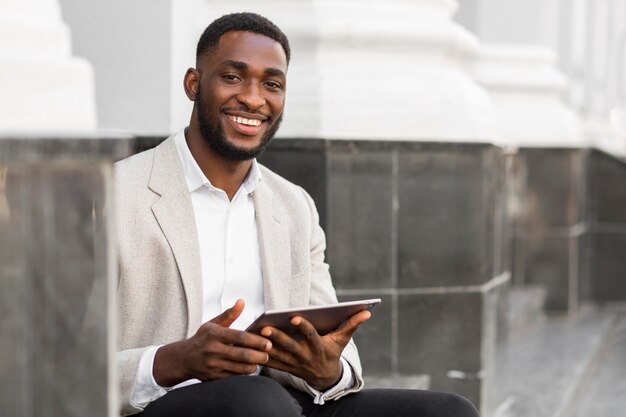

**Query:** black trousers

left=135, top=375, right=480, bottom=417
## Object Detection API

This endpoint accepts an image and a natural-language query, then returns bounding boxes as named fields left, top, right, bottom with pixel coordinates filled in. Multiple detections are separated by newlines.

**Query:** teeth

left=229, top=115, right=261, bottom=126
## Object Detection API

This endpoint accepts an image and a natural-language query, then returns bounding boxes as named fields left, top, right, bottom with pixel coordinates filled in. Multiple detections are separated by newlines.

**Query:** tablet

left=245, top=298, right=381, bottom=341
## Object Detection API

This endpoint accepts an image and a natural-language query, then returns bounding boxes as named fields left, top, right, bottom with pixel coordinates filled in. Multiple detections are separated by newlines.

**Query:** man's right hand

left=152, top=299, right=272, bottom=387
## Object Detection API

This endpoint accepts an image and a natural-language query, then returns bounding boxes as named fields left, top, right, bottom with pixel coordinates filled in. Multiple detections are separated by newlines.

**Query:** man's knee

left=142, top=376, right=303, bottom=417
left=436, top=392, right=480, bottom=417
left=214, top=376, right=302, bottom=417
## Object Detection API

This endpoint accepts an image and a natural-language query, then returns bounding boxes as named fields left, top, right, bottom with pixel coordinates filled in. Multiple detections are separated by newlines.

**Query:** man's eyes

left=220, top=74, right=282, bottom=91
left=222, top=74, right=241, bottom=83
left=264, top=81, right=283, bottom=91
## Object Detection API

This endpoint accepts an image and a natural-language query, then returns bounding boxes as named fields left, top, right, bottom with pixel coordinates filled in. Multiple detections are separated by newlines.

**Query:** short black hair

left=196, top=12, right=291, bottom=65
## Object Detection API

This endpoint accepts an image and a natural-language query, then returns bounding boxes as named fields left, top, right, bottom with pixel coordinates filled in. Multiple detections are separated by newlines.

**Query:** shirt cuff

left=130, top=345, right=169, bottom=409
left=303, top=357, right=355, bottom=405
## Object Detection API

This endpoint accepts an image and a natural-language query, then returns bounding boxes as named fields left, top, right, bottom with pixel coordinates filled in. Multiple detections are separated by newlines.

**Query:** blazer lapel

left=148, top=137, right=203, bottom=336
left=253, top=182, right=291, bottom=310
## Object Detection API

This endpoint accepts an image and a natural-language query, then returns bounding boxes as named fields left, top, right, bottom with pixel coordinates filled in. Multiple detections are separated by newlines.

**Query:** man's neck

left=185, top=128, right=252, bottom=200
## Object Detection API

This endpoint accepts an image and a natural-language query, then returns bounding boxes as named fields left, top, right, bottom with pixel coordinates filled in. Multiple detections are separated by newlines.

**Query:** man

left=116, top=12, right=479, bottom=417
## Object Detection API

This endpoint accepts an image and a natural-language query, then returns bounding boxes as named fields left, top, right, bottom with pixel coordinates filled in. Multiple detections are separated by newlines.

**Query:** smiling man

left=115, top=12, right=480, bottom=417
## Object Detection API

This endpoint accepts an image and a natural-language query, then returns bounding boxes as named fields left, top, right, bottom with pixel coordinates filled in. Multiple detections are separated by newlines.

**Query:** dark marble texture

left=397, top=149, right=489, bottom=287
left=525, top=235, right=574, bottom=311
left=327, top=152, right=394, bottom=289
left=522, top=149, right=583, bottom=228
left=509, top=152, right=530, bottom=287
left=259, top=138, right=506, bottom=414
left=337, top=293, right=393, bottom=375
left=584, top=149, right=626, bottom=303
left=262, top=140, right=504, bottom=291
left=588, top=232, right=626, bottom=301
left=513, top=148, right=586, bottom=312
left=397, top=292, right=482, bottom=373
left=0, top=162, right=114, bottom=417
left=0, top=135, right=133, bottom=162
left=396, top=285, right=499, bottom=412
left=259, top=146, right=328, bottom=227
left=587, top=150, right=626, bottom=224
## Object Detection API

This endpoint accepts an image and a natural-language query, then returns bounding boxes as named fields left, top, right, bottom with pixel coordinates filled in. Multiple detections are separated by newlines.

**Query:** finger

left=330, top=310, right=371, bottom=345
left=266, top=345, right=297, bottom=367
left=210, top=326, right=272, bottom=352
left=204, top=357, right=259, bottom=377
left=260, top=326, right=301, bottom=356
left=217, top=344, right=270, bottom=365
left=264, top=358, right=298, bottom=376
left=209, top=299, right=245, bottom=327
left=290, top=316, right=324, bottom=352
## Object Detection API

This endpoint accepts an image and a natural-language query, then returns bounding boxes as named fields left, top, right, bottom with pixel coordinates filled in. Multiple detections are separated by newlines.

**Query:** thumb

left=210, top=299, right=245, bottom=327
left=331, top=310, right=371, bottom=346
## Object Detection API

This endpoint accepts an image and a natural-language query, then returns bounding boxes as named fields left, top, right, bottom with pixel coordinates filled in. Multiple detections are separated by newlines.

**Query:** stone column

left=0, top=0, right=96, bottom=132
left=203, top=0, right=496, bottom=140
left=456, top=0, right=626, bottom=155
left=58, top=0, right=179, bottom=134
left=473, top=45, right=582, bottom=148
left=473, top=45, right=585, bottom=312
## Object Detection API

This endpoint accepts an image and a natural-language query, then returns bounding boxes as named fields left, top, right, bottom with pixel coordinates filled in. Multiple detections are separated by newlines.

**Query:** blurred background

left=1, top=1, right=625, bottom=416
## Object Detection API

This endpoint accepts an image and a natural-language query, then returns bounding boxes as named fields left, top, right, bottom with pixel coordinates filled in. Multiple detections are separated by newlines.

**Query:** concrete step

left=573, top=311, right=626, bottom=417
left=488, top=307, right=617, bottom=417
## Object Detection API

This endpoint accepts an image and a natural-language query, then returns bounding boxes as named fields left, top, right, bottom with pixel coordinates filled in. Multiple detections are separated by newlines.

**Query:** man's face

left=193, top=31, right=287, bottom=160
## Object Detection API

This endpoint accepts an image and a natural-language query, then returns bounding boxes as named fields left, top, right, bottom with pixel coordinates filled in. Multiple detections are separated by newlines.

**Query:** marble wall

left=583, top=150, right=626, bottom=302
left=512, top=148, right=626, bottom=311
left=259, top=139, right=510, bottom=413
left=512, top=149, right=586, bottom=312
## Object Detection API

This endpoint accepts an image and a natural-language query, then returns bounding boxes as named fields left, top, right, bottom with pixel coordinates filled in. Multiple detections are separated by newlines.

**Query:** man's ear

left=183, top=68, right=199, bottom=101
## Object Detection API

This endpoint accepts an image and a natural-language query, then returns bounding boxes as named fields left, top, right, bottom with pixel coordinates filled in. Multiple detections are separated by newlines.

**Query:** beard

left=196, top=91, right=283, bottom=161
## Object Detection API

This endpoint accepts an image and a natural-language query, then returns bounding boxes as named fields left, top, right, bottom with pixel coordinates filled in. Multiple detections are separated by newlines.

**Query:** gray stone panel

left=522, top=149, right=582, bottom=228
left=509, top=152, right=530, bottom=286
left=0, top=135, right=132, bottom=162
left=258, top=147, right=328, bottom=228
left=338, top=294, right=393, bottom=375
left=589, top=232, right=626, bottom=301
left=397, top=148, right=493, bottom=287
left=494, top=151, right=511, bottom=278
left=396, top=289, right=497, bottom=411
left=327, top=152, right=394, bottom=289
left=588, top=150, right=626, bottom=224
left=578, top=230, right=592, bottom=303
left=0, top=163, right=112, bottom=417
left=525, top=235, right=573, bottom=311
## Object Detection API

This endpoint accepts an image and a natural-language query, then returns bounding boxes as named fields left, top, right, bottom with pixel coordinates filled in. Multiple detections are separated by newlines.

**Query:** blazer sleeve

left=263, top=188, right=365, bottom=400
left=118, top=348, right=149, bottom=416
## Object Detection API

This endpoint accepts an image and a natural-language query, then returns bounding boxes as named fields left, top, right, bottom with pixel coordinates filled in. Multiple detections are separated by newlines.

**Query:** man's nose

left=237, top=82, right=265, bottom=110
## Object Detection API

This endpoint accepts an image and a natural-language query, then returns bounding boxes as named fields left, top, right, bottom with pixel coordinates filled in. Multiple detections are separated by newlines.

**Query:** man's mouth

left=224, top=112, right=268, bottom=136
left=227, top=114, right=263, bottom=126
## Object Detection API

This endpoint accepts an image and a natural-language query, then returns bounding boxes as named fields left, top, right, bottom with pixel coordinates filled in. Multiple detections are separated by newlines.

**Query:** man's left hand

left=260, top=309, right=371, bottom=390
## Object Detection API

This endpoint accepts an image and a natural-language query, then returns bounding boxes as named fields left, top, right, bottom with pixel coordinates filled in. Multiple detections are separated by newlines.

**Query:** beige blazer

left=115, top=136, right=364, bottom=416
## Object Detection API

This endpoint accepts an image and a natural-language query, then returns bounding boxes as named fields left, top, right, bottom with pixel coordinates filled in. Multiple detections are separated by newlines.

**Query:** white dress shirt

left=130, top=129, right=353, bottom=409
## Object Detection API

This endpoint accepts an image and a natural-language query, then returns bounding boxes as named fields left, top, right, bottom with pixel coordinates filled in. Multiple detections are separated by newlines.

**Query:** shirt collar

left=173, top=128, right=263, bottom=195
